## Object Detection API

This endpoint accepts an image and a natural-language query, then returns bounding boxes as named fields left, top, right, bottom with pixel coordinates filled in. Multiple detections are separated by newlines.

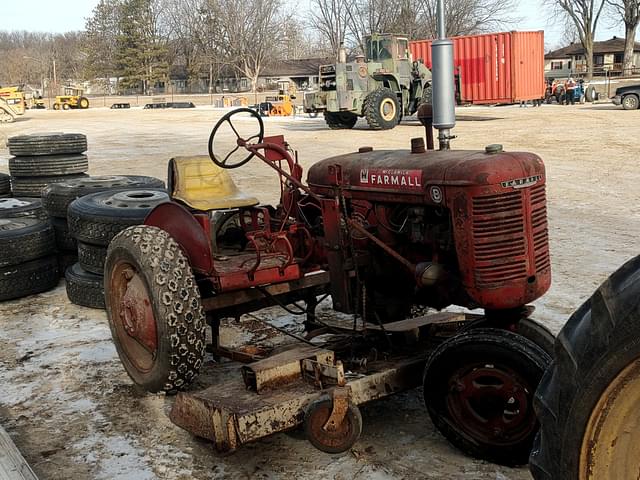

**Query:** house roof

left=545, top=37, right=640, bottom=59
left=260, top=57, right=333, bottom=77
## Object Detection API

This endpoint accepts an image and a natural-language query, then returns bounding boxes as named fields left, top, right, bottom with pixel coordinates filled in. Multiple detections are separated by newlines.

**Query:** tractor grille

left=530, top=184, right=550, bottom=272
left=472, top=191, right=528, bottom=285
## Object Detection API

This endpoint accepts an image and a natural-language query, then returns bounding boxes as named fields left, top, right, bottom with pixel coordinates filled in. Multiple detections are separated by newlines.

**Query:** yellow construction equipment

left=53, top=85, right=90, bottom=110
left=0, top=87, right=26, bottom=123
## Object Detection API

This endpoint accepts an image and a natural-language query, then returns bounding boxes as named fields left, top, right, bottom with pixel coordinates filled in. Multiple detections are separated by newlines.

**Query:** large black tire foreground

left=42, top=175, right=165, bottom=218
left=424, top=328, right=551, bottom=466
left=51, top=217, right=77, bottom=252
left=0, top=217, right=56, bottom=268
left=7, top=133, right=87, bottom=156
left=105, top=225, right=206, bottom=392
left=0, top=173, right=10, bottom=195
left=9, top=154, right=88, bottom=177
left=363, top=87, right=400, bottom=130
left=77, top=241, right=107, bottom=275
left=0, top=256, right=59, bottom=301
left=68, top=189, right=169, bottom=246
left=323, top=111, right=358, bottom=130
left=530, top=255, right=640, bottom=480
left=65, top=263, right=105, bottom=309
left=0, top=197, right=47, bottom=220
left=11, top=173, right=90, bottom=198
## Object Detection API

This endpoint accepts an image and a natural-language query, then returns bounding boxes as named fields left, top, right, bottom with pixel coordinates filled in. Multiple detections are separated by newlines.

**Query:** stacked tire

left=0, top=203, right=58, bottom=301
left=7, top=133, right=90, bottom=197
left=0, top=173, right=10, bottom=198
left=65, top=187, right=168, bottom=309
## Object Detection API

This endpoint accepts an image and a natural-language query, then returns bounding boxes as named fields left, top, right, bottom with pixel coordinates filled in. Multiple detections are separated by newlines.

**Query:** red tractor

left=104, top=108, right=553, bottom=464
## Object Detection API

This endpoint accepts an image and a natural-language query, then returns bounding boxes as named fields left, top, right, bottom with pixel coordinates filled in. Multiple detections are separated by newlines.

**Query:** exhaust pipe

left=431, top=0, right=456, bottom=150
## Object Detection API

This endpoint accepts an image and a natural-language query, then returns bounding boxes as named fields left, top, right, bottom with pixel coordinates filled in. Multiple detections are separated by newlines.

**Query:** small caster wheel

left=303, top=394, right=362, bottom=453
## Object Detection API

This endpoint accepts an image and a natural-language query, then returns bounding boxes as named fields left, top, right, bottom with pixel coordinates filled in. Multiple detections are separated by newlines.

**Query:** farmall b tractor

left=103, top=9, right=553, bottom=465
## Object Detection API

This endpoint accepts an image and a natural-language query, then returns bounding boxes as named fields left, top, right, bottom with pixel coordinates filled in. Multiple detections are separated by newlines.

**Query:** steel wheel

left=304, top=395, right=362, bottom=454
left=579, top=359, right=640, bottom=479
left=379, top=97, right=397, bottom=122
left=105, top=225, right=206, bottom=393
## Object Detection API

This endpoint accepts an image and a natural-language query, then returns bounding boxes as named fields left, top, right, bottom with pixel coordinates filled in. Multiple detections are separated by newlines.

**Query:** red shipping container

left=409, top=31, right=545, bottom=104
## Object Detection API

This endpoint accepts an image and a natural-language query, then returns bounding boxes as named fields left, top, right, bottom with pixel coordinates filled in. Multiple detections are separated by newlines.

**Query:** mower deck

left=169, top=311, right=471, bottom=453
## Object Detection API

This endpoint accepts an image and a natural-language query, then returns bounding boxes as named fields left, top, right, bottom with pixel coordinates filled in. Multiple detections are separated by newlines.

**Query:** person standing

left=565, top=77, right=577, bottom=105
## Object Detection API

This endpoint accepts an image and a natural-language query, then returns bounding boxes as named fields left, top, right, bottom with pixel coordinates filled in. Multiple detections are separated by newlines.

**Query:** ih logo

left=360, top=169, right=369, bottom=184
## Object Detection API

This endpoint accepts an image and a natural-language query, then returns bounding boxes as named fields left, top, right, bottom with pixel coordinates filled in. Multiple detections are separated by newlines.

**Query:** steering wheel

left=208, top=108, right=265, bottom=169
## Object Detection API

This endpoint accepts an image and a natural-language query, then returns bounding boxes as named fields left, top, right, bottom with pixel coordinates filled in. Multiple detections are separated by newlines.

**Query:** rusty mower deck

left=170, top=311, right=471, bottom=453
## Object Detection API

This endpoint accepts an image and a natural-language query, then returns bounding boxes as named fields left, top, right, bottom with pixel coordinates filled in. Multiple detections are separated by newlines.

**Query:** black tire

left=0, top=217, right=56, bottom=267
left=304, top=395, right=363, bottom=454
left=323, top=112, right=358, bottom=130
left=363, top=87, right=400, bottom=130
left=65, top=263, right=105, bottom=309
left=62, top=103, right=70, bottom=111
left=68, top=189, right=169, bottom=246
left=622, top=93, right=639, bottom=110
left=42, top=175, right=165, bottom=218
left=585, top=85, right=596, bottom=102
left=78, top=241, right=107, bottom=275
left=78, top=97, right=90, bottom=109
left=0, top=197, right=47, bottom=220
left=11, top=173, right=90, bottom=198
left=424, top=328, right=550, bottom=466
left=0, top=173, right=10, bottom=195
left=9, top=154, right=88, bottom=177
left=105, top=225, right=206, bottom=392
left=51, top=217, right=77, bottom=252
left=57, top=252, right=78, bottom=277
left=7, top=133, right=87, bottom=156
left=53, top=103, right=61, bottom=111
left=0, top=255, right=59, bottom=301
left=530, top=255, right=640, bottom=480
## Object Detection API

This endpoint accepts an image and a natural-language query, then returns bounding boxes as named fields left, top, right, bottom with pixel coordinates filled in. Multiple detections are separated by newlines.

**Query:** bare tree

left=544, top=0, right=607, bottom=78
left=309, top=0, right=354, bottom=55
left=607, top=0, right=640, bottom=74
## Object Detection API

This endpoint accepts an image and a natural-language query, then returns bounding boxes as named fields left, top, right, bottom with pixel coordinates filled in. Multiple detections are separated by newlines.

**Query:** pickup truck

left=612, top=84, right=640, bottom=110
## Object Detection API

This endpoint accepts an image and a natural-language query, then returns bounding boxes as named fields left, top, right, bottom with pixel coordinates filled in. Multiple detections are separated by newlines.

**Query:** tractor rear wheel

left=105, top=225, right=206, bottom=393
left=530, top=254, right=640, bottom=480
left=424, top=328, right=550, bottom=466
left=364, top=87, right=400, bottom=130
left=323, top=111, right=357, bottom=129
left=79, top=97, right=90, bottom=109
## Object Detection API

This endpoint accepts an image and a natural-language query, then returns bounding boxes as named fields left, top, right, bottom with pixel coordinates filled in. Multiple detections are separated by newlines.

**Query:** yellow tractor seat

left=167, top=156, right=259, bottom=211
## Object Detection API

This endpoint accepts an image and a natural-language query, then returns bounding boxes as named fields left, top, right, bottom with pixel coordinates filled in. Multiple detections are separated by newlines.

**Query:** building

left=545, top=37, right=640, bottom=78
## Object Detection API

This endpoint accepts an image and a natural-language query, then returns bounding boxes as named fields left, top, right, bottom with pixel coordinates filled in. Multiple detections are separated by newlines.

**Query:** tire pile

left=7, top=133, right=89, bottom=197
left=0, top=173, right=10, bottom=198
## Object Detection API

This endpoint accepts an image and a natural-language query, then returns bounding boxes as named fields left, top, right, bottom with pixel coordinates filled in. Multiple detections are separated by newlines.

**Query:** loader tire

left=364, top=87, right=400, bottom=130
left=65, top=263, right=105, bottom=309
left=42, top=175, right=165, bottom=218
left=0, top=256, right=59, bottom=302
left=7, top=133, right=87, bottom=156
left=9, top=154, right=88, bottom=177
left=0, top=173, right=10, bottom=195
left=323, top=112, right=357, bottom=129
left=0, top=197, right=47, bottom=220
left=67, top=189, right=169, bottom=246
left=530, top=254, right=640, bottom=480
left=51, top=217, right=77, bottom=252
left=105, top=225, right=206, bottom=392
left=10, top=173, right=89, bottom=198
left=424, top=328, right=550, bottom=466
left=0, top=217, right=56, bottom=268
left=78, top=241, right=107, bottom=275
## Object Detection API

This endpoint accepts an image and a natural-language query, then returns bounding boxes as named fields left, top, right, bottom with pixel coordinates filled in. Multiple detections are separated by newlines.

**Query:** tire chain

left=113, top=226, right=206, bottom=391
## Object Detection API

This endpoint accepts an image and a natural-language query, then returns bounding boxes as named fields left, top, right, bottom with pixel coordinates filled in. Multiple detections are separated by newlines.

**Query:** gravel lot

left=0, top=102, right=639, bottom=479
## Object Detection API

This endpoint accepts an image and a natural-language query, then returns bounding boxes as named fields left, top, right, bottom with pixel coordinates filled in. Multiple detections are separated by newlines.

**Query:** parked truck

left=303, top=33, right=432, bottom=130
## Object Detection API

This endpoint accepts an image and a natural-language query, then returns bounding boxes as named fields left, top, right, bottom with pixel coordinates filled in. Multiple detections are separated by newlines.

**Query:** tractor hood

left=307, top=146, right=545, bottom=196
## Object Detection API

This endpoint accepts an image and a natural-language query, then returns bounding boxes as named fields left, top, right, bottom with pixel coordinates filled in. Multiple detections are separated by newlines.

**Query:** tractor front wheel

left=79, top=97, right=90, bottom=109
left=105, top=225, right=207, bottom=393
left=530, top=254, right=640, bottom=480
left=323, top=111, right=357, bottom=129
left=424, top=328, right=550, bottom=466
left=364, top=87, right=400, bottom=130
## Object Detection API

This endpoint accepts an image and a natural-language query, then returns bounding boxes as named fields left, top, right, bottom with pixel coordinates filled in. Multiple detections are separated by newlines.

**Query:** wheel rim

left=379, top=98, right=396, bottom=122
left=446, top=363, right=536, bottom=447
left=109, top=260, right=158, bottom=373
left=306, top=401, right=357, bottom=451
left=623, top=97, right=637, bottom=109
left=579, top=358, right=640, bottom=479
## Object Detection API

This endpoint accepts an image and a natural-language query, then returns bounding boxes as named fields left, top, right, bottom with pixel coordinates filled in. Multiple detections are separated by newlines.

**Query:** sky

left=1, top=0, right=631, bottom=50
